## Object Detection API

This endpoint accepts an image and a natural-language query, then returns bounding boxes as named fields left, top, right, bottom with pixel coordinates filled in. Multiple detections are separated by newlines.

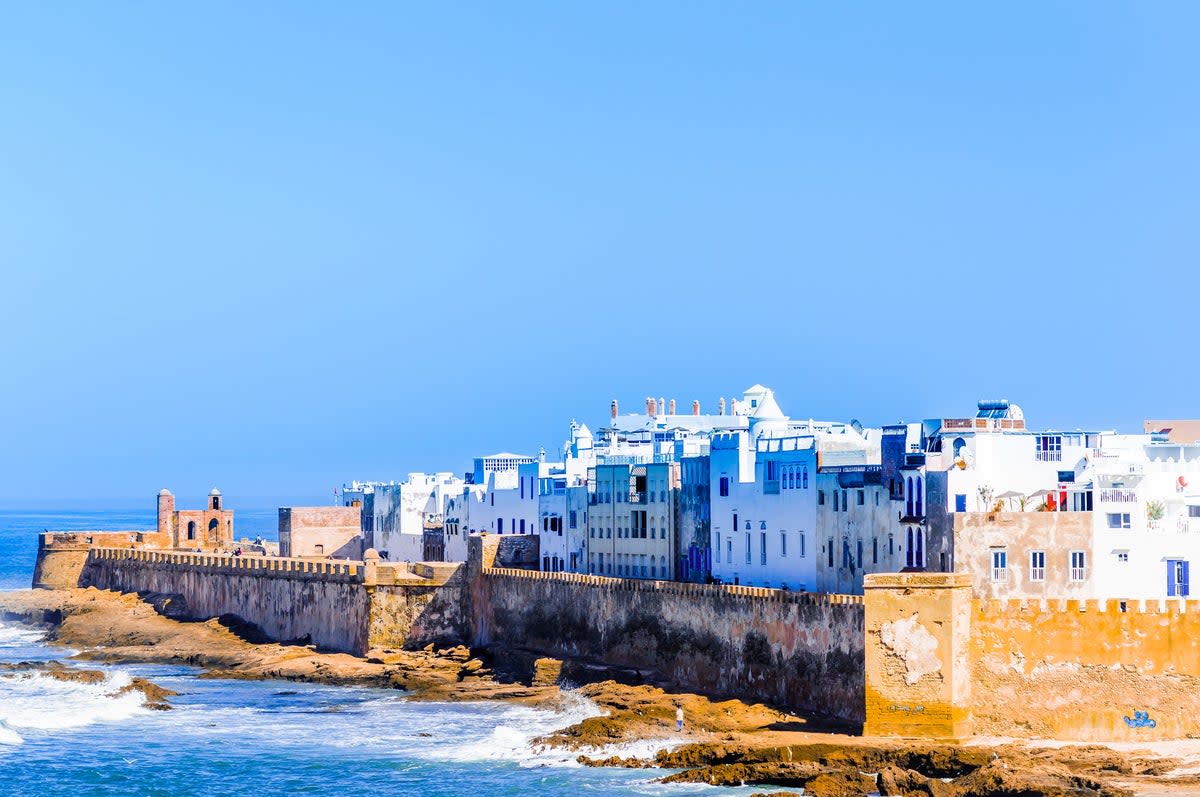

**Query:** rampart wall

left=82, top=549, right=372, bottom=653
left=971, top=597, right=1200, bottom=740
left=474, top=566, right=866, bottom=722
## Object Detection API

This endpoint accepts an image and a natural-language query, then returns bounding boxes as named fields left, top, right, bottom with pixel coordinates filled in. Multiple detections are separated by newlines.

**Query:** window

left=786, top=469, right=794, bottom=489
left=1069, top=551, right=1087, bottom=582
left=872, top=537, right=878, bottom=565
left=760, top=520, right=767, bottom=530
left=760, top=532, right=767, bottom=565
left=842, top=491, right=848, bottom=511
left=857, top=490, right=865, bottom=506
left=818, top=490, right=825, bottom=506
left=1036, top=434, right=1063, bottom=462
left=745, top=533, right=751, bottom=564
left=569, top=510, right=577, bottom=529
left=714, top=534, right=721, bottom=563
left=991, top=549, right=1008, bottom=582
left=727, top=538, right=732, bottom=562
left=187, top=521, right=195, bottom=541
left=906, top=478, right=914, bottom=517
left=719, top=477, right=730, bottom=497
left=1107, top=513, right=1132, bottom=529
left=915, top=480, right=923, bottom=516
left=780, top=532, right=787, bottom=557
left=1030, top=550, right=1045, bottom=581
left=766, top=460, right=779, bottom=482
left=590, top=524, right=595, bottom=538
left=1168, top=560, right=1190, bottom=597
left=1189, top=506, right=1200, bottom=518
left=799, top=531, right=806, bottom=558
left=497, top=518, right=504, bottom=533
left=1116, top=551, right=1129, bottom=563
left=802, top=467, right=808, bottom=489
left=955, top=494, right=967, bottom=513
left=856, top=539, right=863, bottom=569
left=827, top=538, right=833, bottom=567
left=519, top=519, right=525, bottom=534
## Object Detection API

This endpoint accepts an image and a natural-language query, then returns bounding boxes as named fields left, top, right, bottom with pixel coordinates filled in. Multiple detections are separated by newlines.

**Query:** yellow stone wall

left=863, top=572, right=973, bottom=739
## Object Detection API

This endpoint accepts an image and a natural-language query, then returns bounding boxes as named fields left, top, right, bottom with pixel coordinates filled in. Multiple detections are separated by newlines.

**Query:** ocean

left=0, top=510, right=757, bottom=797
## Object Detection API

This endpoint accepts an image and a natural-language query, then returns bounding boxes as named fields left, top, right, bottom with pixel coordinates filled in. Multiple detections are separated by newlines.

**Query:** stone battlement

left=89, top=547, right=364, bottom=582
left=483, top=566, right=864, bottom=605
left=976, top=596, right=1200, bottom=615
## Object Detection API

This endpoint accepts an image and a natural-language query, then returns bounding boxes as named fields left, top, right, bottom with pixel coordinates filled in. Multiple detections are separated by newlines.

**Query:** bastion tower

left=157, top=489, right=176, bottom=541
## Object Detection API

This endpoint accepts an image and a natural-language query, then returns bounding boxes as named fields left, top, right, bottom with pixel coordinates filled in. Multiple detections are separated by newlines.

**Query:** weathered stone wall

left=82, top=549, right=371, bottom=653
left=972, top=597, right=1200, bottom=740
left=863, top=573, right=974, bottom=740
left=33, top=532, right=170, bottom=590
left=474, top=566, right=865, bottom=721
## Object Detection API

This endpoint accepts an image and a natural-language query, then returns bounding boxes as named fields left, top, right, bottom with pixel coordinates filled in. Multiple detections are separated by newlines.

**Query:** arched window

left=786, top=469, right=794, bottom=489
left=953, top=437, right=966, bottom=459
left=208, top=518, right=219, bottom=539
left=187, top=521, right=195, bottom=541
left=916, top=479, right=923, bottom=517
left=905, top=528, right=914, bottom=567
left=916, top=529, right=925, bottom=567
left=745, top=520, right=751, bottom=530
left=906, top=478, right=914, bottom=518
left=802, top=467, right=809, bottom=489
left=497, top=518, right=504, bottom=533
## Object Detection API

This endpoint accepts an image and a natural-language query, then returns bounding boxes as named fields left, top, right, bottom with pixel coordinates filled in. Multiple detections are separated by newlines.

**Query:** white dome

left=209, top=488, right=222, bottom=497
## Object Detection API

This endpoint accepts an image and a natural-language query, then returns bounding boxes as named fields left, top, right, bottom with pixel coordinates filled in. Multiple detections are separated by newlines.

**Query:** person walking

left=676, top=704, right=684, bottom=733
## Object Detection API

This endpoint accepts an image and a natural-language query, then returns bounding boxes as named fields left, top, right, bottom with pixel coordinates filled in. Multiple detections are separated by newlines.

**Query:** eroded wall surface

left=972, top=597, right=1200, bottom=740
left=475, top=567, right=865, bottom=721
left=82, top=549, right=371, bottom=654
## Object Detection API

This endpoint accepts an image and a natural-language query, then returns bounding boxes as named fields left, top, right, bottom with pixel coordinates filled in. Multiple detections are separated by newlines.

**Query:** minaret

left=157, top=489, right=175, bottom=543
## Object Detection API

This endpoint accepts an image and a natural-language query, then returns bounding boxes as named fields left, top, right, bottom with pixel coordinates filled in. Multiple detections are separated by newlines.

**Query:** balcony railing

left=1035, top=451, right=1062, bottom=462
left=1099, top=488, right=1138, bottom=503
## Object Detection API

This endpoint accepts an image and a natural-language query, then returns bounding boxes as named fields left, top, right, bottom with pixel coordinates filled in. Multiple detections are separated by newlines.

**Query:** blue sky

left=2, top=3, right=1197, bottom=508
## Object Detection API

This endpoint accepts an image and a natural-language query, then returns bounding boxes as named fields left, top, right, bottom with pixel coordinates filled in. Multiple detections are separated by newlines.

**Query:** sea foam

left=0, top=669, right=151, bottom=744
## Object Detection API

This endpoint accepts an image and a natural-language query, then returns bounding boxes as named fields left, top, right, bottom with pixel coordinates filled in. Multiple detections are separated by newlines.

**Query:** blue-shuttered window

left=1168, top=560, right=1190, bottom=597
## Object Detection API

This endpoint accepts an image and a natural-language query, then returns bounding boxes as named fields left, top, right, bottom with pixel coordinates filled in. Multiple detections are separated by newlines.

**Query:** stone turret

left=157, top=489, right=175, bottom=539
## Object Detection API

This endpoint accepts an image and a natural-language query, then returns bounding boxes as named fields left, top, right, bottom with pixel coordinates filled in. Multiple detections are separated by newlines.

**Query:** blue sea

left=0, top=511, right=757, bottom=797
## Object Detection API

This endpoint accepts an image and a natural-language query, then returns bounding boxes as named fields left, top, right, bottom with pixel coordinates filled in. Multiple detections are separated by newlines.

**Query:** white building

left=367, top=472, right=465, bottom=562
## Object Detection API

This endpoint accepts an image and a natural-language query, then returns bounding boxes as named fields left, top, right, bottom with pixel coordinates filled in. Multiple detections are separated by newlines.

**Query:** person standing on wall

left=676, top=704, right=684, bottom=733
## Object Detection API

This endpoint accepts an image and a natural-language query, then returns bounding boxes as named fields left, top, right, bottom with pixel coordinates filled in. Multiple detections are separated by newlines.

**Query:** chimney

left=668, top=399, right=676, bottom=415
left=611, top=399, right=618, bottom=420
left=646, top=397, right=655, bottom=415
left=719, top=397, right=726, bottom=415
left=659, top=397, right=666, bottom=417
left=692, top=400, right=700, bottom=416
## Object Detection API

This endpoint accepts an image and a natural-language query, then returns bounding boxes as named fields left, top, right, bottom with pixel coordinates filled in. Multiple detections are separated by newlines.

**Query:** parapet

left=481, top=566, right=864, bottom=607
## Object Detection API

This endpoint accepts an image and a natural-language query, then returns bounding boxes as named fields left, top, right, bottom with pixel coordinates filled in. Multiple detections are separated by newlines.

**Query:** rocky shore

left=2, top=587, right=1197, bottom=797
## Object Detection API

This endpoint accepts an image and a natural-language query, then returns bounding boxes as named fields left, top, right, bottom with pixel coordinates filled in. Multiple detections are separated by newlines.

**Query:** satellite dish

left=850, top=419, right=863, bottom=435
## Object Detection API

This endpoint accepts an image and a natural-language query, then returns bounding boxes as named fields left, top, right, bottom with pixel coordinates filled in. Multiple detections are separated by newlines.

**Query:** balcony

left=1099, top=488, right=1138, bottom=504
left=1035, top=451, right=1062, bottom=462
left=628, top=491, right=648, bottom=504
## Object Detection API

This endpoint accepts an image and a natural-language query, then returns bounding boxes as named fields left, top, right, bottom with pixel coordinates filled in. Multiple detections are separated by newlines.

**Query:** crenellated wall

left=971, top=596, right=1200, bottom=740
left=473, top=563, right=866, bottom=722
left=82, top=549, right=371, bottom=653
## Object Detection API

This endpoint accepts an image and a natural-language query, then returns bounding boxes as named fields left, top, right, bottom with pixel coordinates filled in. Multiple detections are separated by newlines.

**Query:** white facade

left=710, top=431, right=818, bottom=590
left=369, top=472, right=464, bottom=562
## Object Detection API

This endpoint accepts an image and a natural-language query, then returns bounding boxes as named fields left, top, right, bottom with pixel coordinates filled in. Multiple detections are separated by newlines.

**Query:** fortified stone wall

left=474, top=563, right=865, bottom=722
left=33, top=532, right=170, bottom=590
left=972, top=597, right=1200, bottom=740
left=82, top=549, right=371, bottom=653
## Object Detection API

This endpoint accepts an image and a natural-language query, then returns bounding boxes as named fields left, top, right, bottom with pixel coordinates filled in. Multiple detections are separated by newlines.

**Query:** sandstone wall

left=474, top=567, right=865, bottom=721
left=33, top=532, right=169, bottom=590
left=972, top=597, right=1200, bottom=740
left=82, top=549, right=371, bottom=653
left=278, top=507, right=363, bottom=559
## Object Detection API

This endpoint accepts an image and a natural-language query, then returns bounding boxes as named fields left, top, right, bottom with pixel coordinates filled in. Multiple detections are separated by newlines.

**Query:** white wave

left=0, top=668, right=152, bottom=743
left=416, top=691, right=605, bottom=766
left=0, top=623, right=45, bottom=647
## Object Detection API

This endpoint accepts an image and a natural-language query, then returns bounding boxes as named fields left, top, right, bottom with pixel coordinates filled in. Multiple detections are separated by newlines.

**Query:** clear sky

left=2, top=3, right=1197, bottom=508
